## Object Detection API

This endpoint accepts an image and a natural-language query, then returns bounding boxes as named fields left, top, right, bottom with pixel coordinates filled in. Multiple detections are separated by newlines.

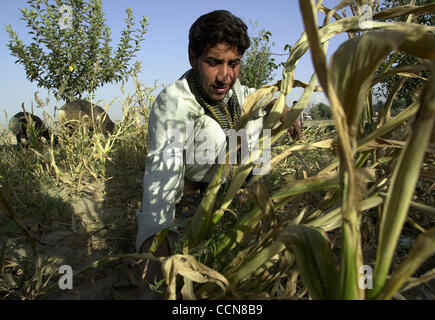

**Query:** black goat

left=8, top=112, right=52, bottom=147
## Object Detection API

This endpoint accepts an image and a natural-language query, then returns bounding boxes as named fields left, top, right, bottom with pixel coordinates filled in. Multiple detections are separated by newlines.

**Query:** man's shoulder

left=234, top=80, right=256, bottom=100
left=152, top=72, right=203, bottom=119
left=153, top=73, right=197, bottom=109
left=157, top=75, right=191, bottom=99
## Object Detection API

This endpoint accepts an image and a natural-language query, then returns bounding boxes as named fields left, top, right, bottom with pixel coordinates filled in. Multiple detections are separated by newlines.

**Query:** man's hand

left=265, top=100, right=302, bottom=141
left=288, top=118, right=301, bottom=141
left=279, top=103, right=302, bottom=141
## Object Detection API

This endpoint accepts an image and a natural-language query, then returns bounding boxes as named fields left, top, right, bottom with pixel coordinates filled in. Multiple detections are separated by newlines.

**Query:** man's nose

left=216, top=64, right=229, bottom=82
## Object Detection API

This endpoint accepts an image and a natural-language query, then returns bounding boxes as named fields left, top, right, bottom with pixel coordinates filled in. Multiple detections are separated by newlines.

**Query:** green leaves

left=370, top=66, right=435, bottom=299
left=186, top=164, right=226, bottom=249
left=239, top=27, right=276, bottom=89
left=281, top=225, right=338, bottom=300
left=6, top=0, right=149, bottom=102
left=330, top=31, right=405, bottom=140
left=378, top=227, right=435, bottom=300
left=295, top=0, right=435, bottom=300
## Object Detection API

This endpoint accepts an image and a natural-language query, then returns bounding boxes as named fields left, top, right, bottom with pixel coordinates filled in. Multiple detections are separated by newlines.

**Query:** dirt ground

left=2, top=195, right=140, bottom=299
left=2, top=189, right=434, bottom=300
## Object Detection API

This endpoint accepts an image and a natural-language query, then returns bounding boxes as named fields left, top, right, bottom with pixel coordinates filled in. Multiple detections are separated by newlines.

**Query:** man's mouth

left=212, top=85, right=229, bottom=94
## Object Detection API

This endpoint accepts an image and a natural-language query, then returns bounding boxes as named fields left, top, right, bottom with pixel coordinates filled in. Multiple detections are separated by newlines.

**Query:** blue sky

left=0, top=0, right=347, bottom=126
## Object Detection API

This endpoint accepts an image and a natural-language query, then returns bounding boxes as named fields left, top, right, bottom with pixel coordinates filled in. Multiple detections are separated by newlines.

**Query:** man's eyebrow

left=205, top=57, right=241, bottom=63
left=229, top=58, right=241, bottom=63
left=205, top=57, right=223, bottom=63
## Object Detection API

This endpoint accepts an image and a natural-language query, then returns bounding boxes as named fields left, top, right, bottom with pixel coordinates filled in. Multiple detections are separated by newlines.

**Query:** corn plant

left=159, top=0, right=435, bottom=300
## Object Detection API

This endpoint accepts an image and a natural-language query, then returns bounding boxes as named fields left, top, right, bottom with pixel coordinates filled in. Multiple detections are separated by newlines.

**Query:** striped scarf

left=186, top=69, right=240, bottom=130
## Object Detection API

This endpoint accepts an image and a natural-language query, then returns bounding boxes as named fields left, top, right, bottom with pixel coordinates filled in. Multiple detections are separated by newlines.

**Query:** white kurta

left=135, top=73, right=267, bottom=251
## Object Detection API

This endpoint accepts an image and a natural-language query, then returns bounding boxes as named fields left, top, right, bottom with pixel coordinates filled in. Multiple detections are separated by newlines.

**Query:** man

left=135, top=10, right=298, bottom=298
left=288, top=100, right=303, bottom=140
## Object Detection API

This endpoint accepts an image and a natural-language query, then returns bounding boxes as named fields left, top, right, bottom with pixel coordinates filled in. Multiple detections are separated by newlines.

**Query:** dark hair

left=189, top=10, right=250, bottom=57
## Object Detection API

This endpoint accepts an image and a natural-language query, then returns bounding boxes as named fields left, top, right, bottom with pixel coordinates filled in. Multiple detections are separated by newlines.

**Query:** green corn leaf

left=227, top=240, right=287, bottom=284
left=280, top=225, right=339, bottom=300
left=271, top=172, right=339, bottom=200
left=215, top=205, right=262, bottom=255
left=307, top=196, right=384, bottom=232
left=186, top=164, right=225, bottom=249
left=214, top=172, right=342, bottom=255
left=369, top=68, right=435, bottom=299
left=329, top=31, right=409, bottom=140
left=214, top=163, right=253, bottom=225
left=357, top=102, right=419, bottom=150
left=377, top=227, right=435, bottom=300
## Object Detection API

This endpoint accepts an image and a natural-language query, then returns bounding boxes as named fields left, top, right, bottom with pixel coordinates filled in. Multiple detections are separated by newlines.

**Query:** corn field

left=1, top=0, right=434, bottom=300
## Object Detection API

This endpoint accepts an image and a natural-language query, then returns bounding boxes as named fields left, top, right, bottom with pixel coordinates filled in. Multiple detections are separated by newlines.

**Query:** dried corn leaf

left=162, top=254, right=229, bottom=300
left=373, top=3, right=435, bottom=21
left=373, top=64, right=427, bottom=85
left=239, top=82, right=280, bottom=130
left=274, top=73, right=319, bottom=137
left=270, top=138, right=336, bottom=168
left=248, top=179, right=276, bottom=226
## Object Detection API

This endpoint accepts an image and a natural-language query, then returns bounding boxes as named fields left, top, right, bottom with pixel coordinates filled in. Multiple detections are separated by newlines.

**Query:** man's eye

left=206, top=60, right=218, bottom=66
left=229, top=61, right=240, bottom=68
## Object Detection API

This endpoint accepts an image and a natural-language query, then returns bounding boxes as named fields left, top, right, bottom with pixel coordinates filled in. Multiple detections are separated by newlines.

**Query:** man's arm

left=265, top=99, right=301, bottom=141
left=135, top=86, right=189, bottom=252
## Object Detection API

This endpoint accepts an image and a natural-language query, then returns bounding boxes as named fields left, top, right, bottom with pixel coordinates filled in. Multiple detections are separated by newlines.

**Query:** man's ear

left=188, top=48, right=197, bottom=69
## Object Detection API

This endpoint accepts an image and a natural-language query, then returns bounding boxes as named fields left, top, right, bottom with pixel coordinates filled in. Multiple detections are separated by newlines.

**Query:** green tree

left=310, top=103, right=332, bottom=120
left=238, top=28, right=278, bottom=89
left=374, top=0, right=433, bottom=105
left=6, top=0, right=149, bottom=102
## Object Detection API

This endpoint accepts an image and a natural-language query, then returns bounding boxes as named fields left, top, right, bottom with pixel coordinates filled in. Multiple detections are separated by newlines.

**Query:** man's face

left=189, top=42, right=241, bottom=102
